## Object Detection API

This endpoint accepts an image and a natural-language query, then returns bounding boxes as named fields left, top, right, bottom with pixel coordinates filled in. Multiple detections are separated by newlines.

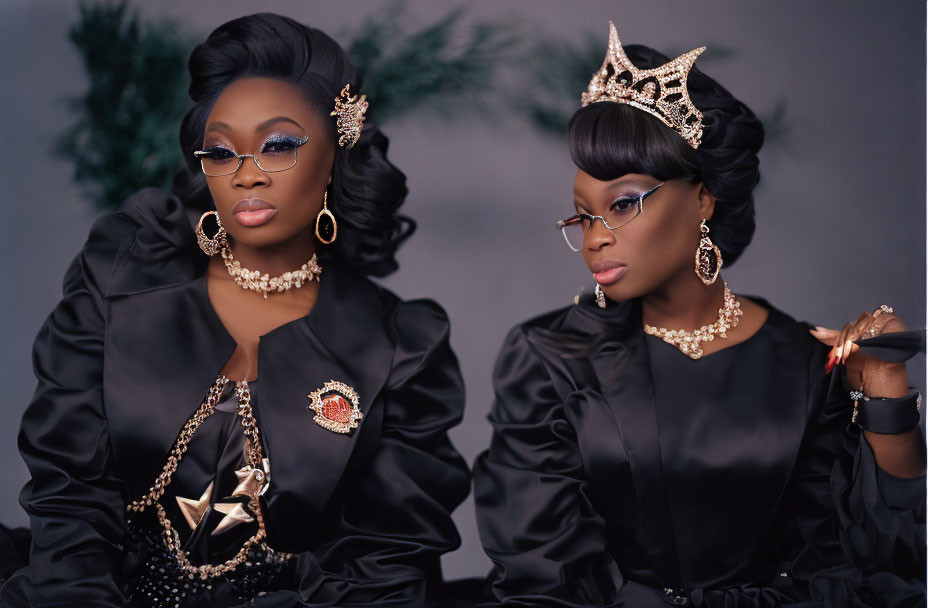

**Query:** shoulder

left=490, top=304, right=582, bottom=386
left=746, top=295, right=829, bottom=364
left=499, top=298, right=636, bottom=366
left=85, top=187, right=189, bottom=249
left=516, top=304, right=578, bottom=335
left=345, top=279, right=458, bottom=375
left=500, top=304, right=579, bottom=354
left=749, top=296, right=817, bottom=342
left=71, top=188, right=196, bottom=297
left=341, top=276, right=453, bottom=344
left=490, top=305, right=582, bottom=422
left=388, top=296, right=454, bottom=362
left=391, top=297, right=451, bottom=334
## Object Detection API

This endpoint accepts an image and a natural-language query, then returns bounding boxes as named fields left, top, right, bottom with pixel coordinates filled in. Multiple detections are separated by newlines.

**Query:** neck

left=227, top=227, right=318, bottom=277
left=641, top=269, right=726, bottom=331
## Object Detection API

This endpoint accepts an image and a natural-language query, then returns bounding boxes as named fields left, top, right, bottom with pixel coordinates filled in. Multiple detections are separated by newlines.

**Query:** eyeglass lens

left=199, top=136, right=307, bottom=177
left=560, top=197, right=641, bottom=251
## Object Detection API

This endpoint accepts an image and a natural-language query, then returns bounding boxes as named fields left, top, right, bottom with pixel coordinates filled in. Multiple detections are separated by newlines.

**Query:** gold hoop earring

left=315, top=190, right=338, bottom=245
left=196, top=211, right=227, bottom=257
left=594, top=284, right=607, bottom=308
left=694, top=219, right=722, bottom=285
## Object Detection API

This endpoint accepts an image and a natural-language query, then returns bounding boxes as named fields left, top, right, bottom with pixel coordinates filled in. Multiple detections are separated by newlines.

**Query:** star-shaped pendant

left=176, top=481, right=214, bottom=530
left=232, top=459, right=270, bottom=500
left=212, top=501, right=255, bottom=534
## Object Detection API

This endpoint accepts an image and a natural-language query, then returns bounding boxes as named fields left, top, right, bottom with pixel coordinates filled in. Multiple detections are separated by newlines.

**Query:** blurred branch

left=758, top=99, right=790, bottom=149
left=345, top=4, right=518, bottom=123
left=57, top=1, right=195, bottom=210
left=513, top=33, right=605, bottom=137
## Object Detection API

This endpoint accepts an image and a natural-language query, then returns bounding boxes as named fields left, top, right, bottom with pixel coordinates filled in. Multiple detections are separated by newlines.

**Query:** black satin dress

left=0, top=188, right=471, bottom=607
left=474, top=294, right=925, bottom=607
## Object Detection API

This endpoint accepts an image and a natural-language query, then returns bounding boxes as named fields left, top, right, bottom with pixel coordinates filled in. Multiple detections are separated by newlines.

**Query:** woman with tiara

left=1, top=13, right=469, bottom=607
left=474, top=21, right=925, bottom=608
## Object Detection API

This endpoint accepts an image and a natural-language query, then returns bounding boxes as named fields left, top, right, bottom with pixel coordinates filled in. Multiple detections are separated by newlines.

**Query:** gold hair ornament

left=582, top=21, right=706, bottom=149
left=331, top=84, right=368, bottom=148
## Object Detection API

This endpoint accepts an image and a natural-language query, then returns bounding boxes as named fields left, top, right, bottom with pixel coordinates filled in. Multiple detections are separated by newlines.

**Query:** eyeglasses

left=556, top=182, right=665, bottom=252
left=193, top=134, right=310, bottom=177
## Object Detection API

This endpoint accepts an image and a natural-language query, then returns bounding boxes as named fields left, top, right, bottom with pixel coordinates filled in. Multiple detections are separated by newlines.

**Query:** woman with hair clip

left=474, top=21, right=925, bottom=608
left=0, top=13, right=469, bottom=608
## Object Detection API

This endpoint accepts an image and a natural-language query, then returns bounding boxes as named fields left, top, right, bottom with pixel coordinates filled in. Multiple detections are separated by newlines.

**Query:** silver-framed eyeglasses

left=556, top=182, right=665, bottom=252
left=193, top=134, right=310, bottom=177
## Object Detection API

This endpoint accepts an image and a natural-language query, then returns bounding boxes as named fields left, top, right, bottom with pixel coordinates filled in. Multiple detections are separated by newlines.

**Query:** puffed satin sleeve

left=473, top=327, right=624, bottom=608
left=259, top=300, right=470, bottom=608
left=0, top=216, right=134, bottom=606
left=785, top=332, right=926, bottom=606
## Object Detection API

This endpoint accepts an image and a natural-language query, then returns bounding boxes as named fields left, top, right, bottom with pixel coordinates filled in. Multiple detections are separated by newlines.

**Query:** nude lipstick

left=233, top=198, right=277, bottom=227
left=592, top=260, right=628, bottom=285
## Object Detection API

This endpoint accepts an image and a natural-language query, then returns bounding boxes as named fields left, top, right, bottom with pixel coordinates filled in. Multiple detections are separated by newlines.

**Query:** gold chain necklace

left=220, top=245, right=322, bottom=299
left=644, top=282, right=743, bottom=359
left=126, top=376, right=292, bottom=580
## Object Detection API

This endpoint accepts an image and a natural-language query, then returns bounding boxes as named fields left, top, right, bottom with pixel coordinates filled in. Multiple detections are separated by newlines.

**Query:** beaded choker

left=220, top=245, right=322, bottom=299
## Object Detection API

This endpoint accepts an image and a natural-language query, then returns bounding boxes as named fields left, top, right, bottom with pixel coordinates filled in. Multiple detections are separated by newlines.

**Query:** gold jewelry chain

left=644, top=282, right=743, bottom=359
left=220, top=244, right=322, bottom=299
left=126, top=376, right=292, bottom=580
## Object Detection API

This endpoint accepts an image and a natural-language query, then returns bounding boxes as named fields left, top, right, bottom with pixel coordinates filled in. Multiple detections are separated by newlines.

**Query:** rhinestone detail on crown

left=582, top=21, right=706, bottom=149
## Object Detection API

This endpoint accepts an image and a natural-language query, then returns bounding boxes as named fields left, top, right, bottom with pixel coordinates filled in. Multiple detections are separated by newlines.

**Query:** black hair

left=568, top=44, right=764, bottom=265
left=173, top=13, right=412, bottom=277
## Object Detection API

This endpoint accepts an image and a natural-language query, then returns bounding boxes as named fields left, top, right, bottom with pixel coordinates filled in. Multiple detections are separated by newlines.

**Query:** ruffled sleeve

left=473, top=326, right=626, bottom=607
left=0, top=213, right=137, bottom=606
left=786, top=330, right=925, bottom=605
left=256, top=300, right=470, bottom=608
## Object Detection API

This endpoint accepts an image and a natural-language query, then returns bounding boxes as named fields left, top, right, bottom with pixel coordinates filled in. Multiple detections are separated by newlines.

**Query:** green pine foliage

left=56, top=1, right=194, bottom=210
left=345, top=5, right=517, bottom=124
left=515, top=34, right=606, bottom=137
left=759, top=100, right=790, bottom=150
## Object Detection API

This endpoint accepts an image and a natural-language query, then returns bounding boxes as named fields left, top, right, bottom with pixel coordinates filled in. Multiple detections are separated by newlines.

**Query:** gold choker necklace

left=644, top=282, right=742, bottom=359
left=220, top=245, right=322, bottom=299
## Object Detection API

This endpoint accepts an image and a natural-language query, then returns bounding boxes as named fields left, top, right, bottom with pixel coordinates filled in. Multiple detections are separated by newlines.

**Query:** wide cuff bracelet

left=855, top=389, right=921, bottom=434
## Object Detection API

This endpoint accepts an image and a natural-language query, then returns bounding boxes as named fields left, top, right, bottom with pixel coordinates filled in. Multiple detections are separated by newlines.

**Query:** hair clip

left=330, top=84, right=368, bottom=149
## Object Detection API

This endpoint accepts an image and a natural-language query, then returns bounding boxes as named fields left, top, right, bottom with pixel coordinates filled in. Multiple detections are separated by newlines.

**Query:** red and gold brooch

left=308, top=380, right=362, bottom=434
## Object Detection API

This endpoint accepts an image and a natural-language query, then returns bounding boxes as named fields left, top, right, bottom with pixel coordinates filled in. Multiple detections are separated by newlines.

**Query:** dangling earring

left=694, top=219, right=723, bottom=285
left=196, top=211, right=227, bottom=257
left=594, top=284, right=607, bottom=308
left=315, top=190, right=337, bottom=245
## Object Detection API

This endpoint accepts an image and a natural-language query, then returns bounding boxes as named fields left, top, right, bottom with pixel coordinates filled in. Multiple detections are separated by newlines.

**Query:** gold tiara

left=581, top=21, right=706, bottom=149
left=330, top=84, right=368, bottom=149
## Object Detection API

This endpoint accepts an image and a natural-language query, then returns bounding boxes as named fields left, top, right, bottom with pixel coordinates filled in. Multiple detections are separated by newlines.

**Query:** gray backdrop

left=1, top=0, right=924, bottom=580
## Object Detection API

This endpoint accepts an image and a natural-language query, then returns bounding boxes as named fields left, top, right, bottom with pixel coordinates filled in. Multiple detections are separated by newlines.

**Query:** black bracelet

left=852, top=388, right=921, bottom=434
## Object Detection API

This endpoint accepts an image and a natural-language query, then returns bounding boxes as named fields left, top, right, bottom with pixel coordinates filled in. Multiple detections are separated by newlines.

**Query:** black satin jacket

left=0, top=188, right=470, bottom=607
left=474, top=294, right=925, bottom=608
